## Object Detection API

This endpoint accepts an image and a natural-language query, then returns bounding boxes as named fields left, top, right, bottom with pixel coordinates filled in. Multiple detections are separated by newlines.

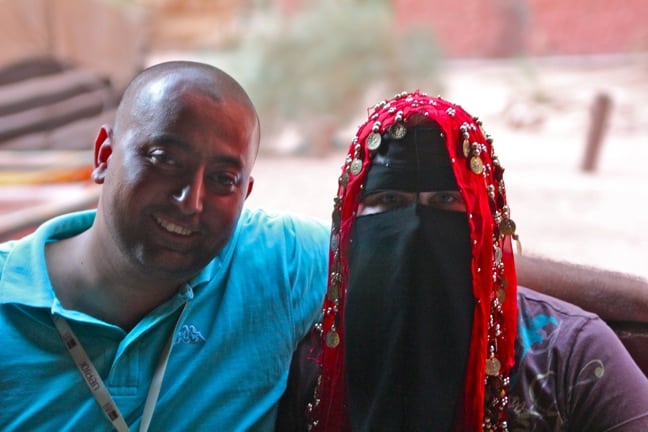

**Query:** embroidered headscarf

left=309, top=92, right=518, bottom=431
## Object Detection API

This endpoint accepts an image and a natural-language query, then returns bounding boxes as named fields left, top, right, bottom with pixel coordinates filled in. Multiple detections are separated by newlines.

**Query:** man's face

left=94, top=83, right=258, bottom=280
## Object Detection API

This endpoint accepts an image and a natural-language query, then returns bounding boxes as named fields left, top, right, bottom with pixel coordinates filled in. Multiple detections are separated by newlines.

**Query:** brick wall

left=395, top=0, right=648, bottom=57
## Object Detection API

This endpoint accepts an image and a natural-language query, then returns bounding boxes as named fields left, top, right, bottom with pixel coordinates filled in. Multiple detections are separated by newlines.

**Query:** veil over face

left=309, top=91, right=519, bottom=432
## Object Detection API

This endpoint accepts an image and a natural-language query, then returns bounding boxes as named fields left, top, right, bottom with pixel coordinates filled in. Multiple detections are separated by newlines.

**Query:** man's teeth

left=156, top=216, right=192, bottom=236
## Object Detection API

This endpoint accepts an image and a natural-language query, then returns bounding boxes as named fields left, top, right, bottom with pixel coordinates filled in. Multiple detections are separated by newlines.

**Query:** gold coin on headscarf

left=350, top=158, right=363, bottom=175
left=332, top=209, right=341, bottom=226
left=388, top=122, right=407, bottom=140
left=462, top=138, right=470, bottom=158
left=496, top=287, right=506, bottom=304
left=326, top=330, right=340, bottom=348
left=327, top=285, right=339, bottom=301
left=486, top=357, right=501, bottom=376
left=493, top=245, right=502, bottom=265
left=499, top=218, right=517, bottom=236
left=366, top=132, right=382, bottom=150
left=339, top=172, right=349, bottom=188
left=470, top=156, right=484, bottom=174
left=487, top=376, right=504, bottom=396
left=330, top=232, right=339, bottom=250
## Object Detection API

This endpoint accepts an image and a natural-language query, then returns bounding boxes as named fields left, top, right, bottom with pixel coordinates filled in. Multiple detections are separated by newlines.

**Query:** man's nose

left=172, top=170, right=205, bottom=214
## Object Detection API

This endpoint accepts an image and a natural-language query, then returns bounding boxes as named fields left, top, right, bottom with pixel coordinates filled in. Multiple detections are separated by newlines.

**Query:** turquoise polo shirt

left=0, top=208, right=329, bottom=431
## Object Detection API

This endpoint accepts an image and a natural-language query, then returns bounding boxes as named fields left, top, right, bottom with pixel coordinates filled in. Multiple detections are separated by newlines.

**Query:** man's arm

left=515, top=254, right=648, bottom=323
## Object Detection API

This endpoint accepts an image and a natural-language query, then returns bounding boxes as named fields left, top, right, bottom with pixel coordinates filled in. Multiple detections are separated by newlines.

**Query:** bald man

left=0, top=61, right=329, bottom=431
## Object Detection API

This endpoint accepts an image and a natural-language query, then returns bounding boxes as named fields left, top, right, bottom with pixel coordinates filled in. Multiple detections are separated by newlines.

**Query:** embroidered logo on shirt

left=175, top=324, right=206, bottom=345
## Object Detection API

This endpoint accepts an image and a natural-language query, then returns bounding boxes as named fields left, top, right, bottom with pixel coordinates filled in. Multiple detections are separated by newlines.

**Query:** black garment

left=363, top=124, right=457, bottom=197
left=346, top=205, right=474, bottom=432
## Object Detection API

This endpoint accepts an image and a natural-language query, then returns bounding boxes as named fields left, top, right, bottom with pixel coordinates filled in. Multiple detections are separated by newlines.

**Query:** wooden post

left=582, top=92, right=612, bottom=172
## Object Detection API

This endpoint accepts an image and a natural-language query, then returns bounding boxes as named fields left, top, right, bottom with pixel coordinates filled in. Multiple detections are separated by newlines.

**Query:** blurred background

left=0, top=0, right=646, bottom=278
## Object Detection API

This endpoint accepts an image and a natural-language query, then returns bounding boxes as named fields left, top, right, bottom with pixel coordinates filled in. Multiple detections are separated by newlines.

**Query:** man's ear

left=245, top=176, right=254, bottom=199
left=92, top=125, right=113, bottom=184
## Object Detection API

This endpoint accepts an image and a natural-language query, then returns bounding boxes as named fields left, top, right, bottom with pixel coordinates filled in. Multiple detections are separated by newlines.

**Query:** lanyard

left=52, top=303, right=188, bottom=432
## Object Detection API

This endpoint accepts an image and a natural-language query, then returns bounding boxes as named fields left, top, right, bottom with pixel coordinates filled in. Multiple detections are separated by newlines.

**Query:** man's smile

left=153, top=215, right=196, bottom=237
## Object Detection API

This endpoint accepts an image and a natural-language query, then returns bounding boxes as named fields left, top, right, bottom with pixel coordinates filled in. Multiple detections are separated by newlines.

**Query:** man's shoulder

left=0, top=239, right=16, bottom=270
left=231, top=208, right=329, bottom=276
left=0, top=210, right=95, bottom=287
left=239, top=207, right=329, bottom=239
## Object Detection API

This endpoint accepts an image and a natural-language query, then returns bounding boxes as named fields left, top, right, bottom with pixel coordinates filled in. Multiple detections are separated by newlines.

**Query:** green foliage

left=243, top=0, right=444, bottom=139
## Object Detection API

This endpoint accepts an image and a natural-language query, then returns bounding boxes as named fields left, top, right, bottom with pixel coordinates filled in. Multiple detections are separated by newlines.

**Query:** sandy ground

left=242, top=57, right=648, bottom=280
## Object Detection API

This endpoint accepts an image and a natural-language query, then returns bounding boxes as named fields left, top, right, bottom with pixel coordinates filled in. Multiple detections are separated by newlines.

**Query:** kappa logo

left=175, top=324, right=207, bottom=345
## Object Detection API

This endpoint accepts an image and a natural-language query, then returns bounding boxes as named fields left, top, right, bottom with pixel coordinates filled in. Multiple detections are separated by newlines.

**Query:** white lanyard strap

left=53, top=314, right=130, bottom=432
left=53, top=303, right=188, bottom=432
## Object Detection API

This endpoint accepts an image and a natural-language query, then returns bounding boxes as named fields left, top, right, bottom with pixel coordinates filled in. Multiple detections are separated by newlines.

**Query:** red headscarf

left=309, top=92, right=518, bottom=431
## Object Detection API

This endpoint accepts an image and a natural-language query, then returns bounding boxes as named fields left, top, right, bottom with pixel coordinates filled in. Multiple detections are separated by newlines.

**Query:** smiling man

left=0, top=61, right=329, bottom=431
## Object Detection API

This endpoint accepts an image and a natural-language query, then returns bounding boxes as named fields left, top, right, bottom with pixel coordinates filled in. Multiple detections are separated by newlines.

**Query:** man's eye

left=208, top=173, right=241, bottom=194
left=215, top=174, right=237, bottom=186
left=148, top=149, right=176, bottom=166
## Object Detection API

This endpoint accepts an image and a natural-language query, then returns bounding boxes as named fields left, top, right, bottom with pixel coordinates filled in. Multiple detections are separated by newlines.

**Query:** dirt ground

left=240, top=57, right=648, bottom=280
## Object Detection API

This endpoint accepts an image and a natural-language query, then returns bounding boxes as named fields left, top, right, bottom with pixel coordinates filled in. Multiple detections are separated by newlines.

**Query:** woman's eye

left=381, top=193, right=415, bottom=209
left=358, top=191, right=416, bottom=215
left=371, top=193, right=394, bottom=206
left=435, top=192, right=458, bottom=204
left=368, top=192, right=407, bottom=208
left=421, top=191, right=466, bottom=212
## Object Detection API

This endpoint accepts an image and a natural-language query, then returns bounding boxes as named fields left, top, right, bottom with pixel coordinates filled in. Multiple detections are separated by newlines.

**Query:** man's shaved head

left=114, top=61, right=260, bottom=155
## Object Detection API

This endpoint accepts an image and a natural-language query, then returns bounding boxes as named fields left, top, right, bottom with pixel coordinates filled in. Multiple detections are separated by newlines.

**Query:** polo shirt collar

left=0, top=209, right=241, bottom=307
